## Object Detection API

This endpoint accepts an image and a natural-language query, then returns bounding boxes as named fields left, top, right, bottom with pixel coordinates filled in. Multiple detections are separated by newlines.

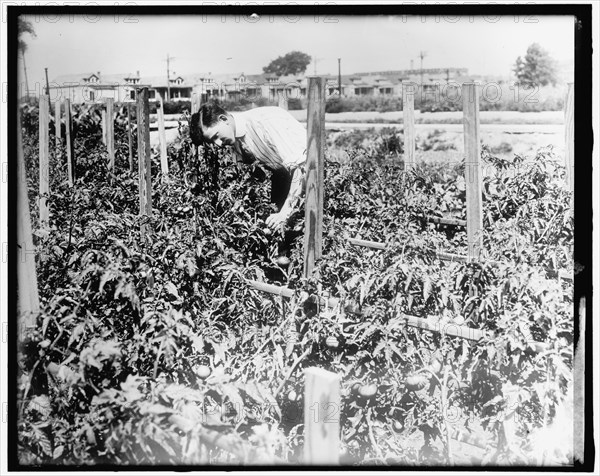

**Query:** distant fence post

left=402, top=81, right=416, bottom=170
left=17, top=108, right=40, bottom=332
left=158, top=95, right=169, bottom=175
left=64, top=98, right=74, bottom=186
left=39, top=95, right=50, bottom=227
left=54, top=99, right=61, bottom=147
left=278, top=90, right=288, bottom=110
left=462, top=82, right=483, bottom=261
left=303, top=367, right=340, bottom=465
left=137, top=88, right=152, bottom=235
left=101, top=107, right=107, bottom=145
left=304, top=77, right=326, bottom=278
left=106, top=98, right=115, bottom=171
left=564, top=82, right=574, bottom=208
left=127, top=102, right=134, bottom=173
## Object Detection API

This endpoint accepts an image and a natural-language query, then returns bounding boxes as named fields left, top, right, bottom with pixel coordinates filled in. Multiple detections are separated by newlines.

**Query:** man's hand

left=265, top=210, right=289, bottom=232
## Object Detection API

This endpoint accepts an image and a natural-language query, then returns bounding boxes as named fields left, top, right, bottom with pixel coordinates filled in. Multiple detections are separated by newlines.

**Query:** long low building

left=47, top=67, right=473, bottom=104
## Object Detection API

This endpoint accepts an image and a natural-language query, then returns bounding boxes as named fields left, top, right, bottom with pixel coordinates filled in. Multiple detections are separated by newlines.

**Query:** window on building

left=130, top=90, right=135, bottom=100
left=148, top=90, right=156, bottom=99
left=90, top=91, right=96, bottom=101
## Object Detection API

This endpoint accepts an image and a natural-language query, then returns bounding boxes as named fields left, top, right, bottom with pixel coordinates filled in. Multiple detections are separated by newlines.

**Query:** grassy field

left=326, top=126, right=565, bottom=168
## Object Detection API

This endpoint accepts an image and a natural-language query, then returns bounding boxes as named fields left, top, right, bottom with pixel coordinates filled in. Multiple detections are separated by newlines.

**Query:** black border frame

left=5, top=2, right=594, bottom=472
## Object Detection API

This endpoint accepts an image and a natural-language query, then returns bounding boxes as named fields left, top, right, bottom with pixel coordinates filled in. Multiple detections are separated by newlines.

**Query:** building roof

left=50, top=67, right=473, bottom=91
left=50, top=71, right=149, bottom=87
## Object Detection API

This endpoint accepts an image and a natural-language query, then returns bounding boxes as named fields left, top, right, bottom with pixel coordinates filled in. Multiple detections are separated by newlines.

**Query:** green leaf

left=53, top=445, right=64, bottom=459
left=164, top=281, right=180, bottom=299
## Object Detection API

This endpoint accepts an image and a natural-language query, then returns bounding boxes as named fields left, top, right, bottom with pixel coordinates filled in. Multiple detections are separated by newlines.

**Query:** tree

left=263, top=51, right=311, bottom=76
left=18, top=18, right=36, bottom=101
left=513, top=43, right=557, bottom=87
left=18, top=17, right=36, bottom=53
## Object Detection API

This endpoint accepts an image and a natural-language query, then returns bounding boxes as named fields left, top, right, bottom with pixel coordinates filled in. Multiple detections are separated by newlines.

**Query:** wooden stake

left=17, top=108, right=40, bottom=330
left=462, top=82, right=483, bottom=261
left=304, top=77, right=326, bottom=278
left=158, top=96, right=169, bottom=175
left=402, top=81, right=416, bottom=170
left=64, top=98, right=74, bottom=186
left=127, top=102, right=134, bottom=173
left=564, top=82, right=574, bottom=208
left=106, top=98, right=115, bottom=171
left=304, top=367, right=340, bottom=465
left=101, top=108, right=107, bottom=145
left=38, top=96, right=49, bottom=227
left=192, top=87, right=201, bottom=114
left=54, top=99, right=61, bottom=147
left=573, top=296, right=585, bottom=463
left=441, top=365, right=454, bottom=465
left=137, top=88, right=152, bottom=230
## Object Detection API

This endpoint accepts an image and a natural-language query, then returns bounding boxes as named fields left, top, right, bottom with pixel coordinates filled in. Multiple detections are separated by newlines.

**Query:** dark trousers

left=270, top=167, right=292, bottom=210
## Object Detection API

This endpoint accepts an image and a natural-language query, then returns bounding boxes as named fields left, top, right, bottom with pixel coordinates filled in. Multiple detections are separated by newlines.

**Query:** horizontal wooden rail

left=347, top=237, right=387, bottom=250
left=435, top=251, right=469, bottom=262
left=450, top=427, right=495, bottom=450
left=426, top=216, right=466, bottom=227
left=246, top=279, right=295, bottom=298
left=245, top=280, right=547, bottom=352
left=347, top=237, right=573, bottom=282
left=348, top=238, right=471, bottom=263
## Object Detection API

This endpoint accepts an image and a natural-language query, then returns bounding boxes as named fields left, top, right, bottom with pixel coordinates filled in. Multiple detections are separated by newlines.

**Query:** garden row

left=15, top=81, right=574, bottom=466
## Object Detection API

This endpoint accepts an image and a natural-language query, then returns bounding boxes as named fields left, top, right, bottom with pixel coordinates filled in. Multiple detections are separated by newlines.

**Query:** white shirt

left=230, top=107, right=307, bottom=171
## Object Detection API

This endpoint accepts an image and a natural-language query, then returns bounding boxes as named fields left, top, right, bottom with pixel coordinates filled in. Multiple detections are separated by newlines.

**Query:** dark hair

left=188, top=101, right=227, bottom=146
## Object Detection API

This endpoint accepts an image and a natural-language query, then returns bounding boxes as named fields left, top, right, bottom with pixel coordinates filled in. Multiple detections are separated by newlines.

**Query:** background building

left=48, top=67, right=471, bottom=104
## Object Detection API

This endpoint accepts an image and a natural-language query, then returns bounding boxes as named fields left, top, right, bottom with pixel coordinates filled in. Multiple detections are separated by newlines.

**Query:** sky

left=17, top=11, right=575, bottom=89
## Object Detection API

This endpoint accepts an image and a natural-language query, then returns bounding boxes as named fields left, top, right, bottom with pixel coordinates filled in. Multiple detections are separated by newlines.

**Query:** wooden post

left=303, top=77, right=326, bottom=278
left=157, top=95, right=169, bottom=175
left=304, top=367, right=340, bottom=465
left=54, top=99, right=61, bottom=147
left=38, top=96, right=49, bottom=227
left=573, top=296, right=585, bottom=463
left=17, top=109, right=40, bottom=331
left=101, top=107, right=107, bottom=145
left=64, top=98, right=74, bottom=186
left=137, top=88, right=152, bottom=229
left=127, top=102, right=134, bottom=173
left=462, top=82, right=483, bottom=261
left=106, top=98, right=115, bottom=170
left=564, top=82, right=574, bottom=208
left=278, top=90, right=288, bottom=110
left=402, top=81, right=416, bottom=170
left=192, top=87, right=201, bottom=114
